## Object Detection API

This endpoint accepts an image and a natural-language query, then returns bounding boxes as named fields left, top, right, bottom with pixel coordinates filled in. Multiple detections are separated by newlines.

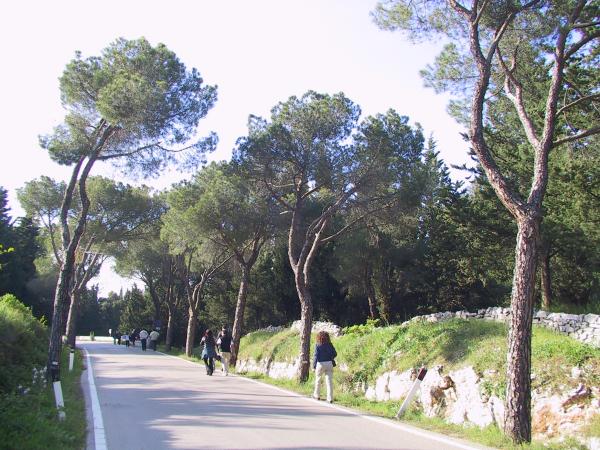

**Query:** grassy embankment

left=235, top=319, right=600, bottom=450
left=0, top=294, right=86, bottom=450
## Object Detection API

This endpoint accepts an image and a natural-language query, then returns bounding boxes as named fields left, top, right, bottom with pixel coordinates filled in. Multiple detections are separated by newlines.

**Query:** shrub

left=0, top=348, right=86, bottom=450
left=0, top=294, right=47, bottom=393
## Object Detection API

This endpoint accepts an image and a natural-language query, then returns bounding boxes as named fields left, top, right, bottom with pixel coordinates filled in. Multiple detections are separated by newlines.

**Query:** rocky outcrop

left=236, top=356, right=299, bottom=379
left=365, top=365, right=598, bottom=445
left=366, top=366, right=505, bottom=428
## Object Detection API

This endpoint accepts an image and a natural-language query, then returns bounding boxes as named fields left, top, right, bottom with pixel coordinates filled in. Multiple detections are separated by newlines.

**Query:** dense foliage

left=0, top=188, right=43, bottom=313
left=0, top=294, right=47, bottom=394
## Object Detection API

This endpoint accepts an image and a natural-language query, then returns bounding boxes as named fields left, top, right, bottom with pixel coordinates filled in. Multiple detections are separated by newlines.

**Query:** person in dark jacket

left=130, top=329, right=138, bottom=347
left=217, top=326, right=232, bottom=376
left=201, top=329, right=217, bottom=375
left=312, top=331, right=337, bottom=403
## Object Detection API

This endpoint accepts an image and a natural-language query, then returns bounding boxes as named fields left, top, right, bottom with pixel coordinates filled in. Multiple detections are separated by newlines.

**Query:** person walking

left=139, top=328, right=149, bottom=351
left=201, top=329, right=217, bottom=376
left=217, top=326, right=232, bottom=376
left=130, top=329, right=138, bottom=347
left=312, top=331, right=337, bottom=403
left=149, top=329, right=160, bottom=351
left=122, top=332, right=130, bottom=347
left=110, top=328, right=119, bottom=345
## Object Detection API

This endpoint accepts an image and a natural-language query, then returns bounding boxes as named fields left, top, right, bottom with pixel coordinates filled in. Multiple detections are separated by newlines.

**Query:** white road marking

left=239, top=375, right=484, bottom=450
left=84, top=349, right=107, bottom=450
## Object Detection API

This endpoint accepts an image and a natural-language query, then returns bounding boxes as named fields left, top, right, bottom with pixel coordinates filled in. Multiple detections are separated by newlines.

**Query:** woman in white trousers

left=312, top=331, right=337, bottom=403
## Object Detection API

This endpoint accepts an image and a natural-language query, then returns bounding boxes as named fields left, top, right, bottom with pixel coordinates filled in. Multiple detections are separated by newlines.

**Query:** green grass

left=234, top=319, right=600, bottom=450
left=582, top=413, right=600, bottom=439
left=0, top=348, right=86, bottom=450
left=238, top=328, right=300, bottom=362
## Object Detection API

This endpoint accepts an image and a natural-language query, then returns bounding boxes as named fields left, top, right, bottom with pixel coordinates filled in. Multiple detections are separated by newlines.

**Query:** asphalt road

left=80, top=340, right=492, bottom=450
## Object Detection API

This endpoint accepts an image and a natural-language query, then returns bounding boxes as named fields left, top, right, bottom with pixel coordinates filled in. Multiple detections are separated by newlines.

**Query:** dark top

left=218, top=333, right=232, bottom=353
left=313, top=342, right=337, bottom=369
left=201, top=336, right=217, bottom=358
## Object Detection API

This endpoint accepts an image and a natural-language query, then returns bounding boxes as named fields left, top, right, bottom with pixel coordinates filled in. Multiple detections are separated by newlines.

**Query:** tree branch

left=497, top=47, right=541, bottom=149
left=565, top=30, right=600, bottom=59
left=556, top=93, right=600, bottom=116
left=552, top=125, right=600, bottom=147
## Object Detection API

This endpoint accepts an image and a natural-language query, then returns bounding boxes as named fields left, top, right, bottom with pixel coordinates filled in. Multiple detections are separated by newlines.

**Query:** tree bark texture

left=65, top=289, right=80, bottom=348
left=230, top=265, right=250, bottom=367
left=294, top=269, right=313, bottom=382
left=165, top=304, right=174, bottom=352
left=47, top=261, right=73, bottom=377
left=65, top=254, right=102, bottom=348
left=504, top=217, right=539, bottom=443
left=185, top=306, right=197, bottom=357
left=539, top=240, right=552, bottom=310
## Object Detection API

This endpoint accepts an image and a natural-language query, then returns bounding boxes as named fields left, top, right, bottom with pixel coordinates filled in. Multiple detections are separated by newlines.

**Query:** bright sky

left=1, top=0, right=470, bottom=295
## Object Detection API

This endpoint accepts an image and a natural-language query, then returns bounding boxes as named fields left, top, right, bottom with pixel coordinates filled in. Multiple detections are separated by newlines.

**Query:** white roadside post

left=50, top=361, right=66, bottom=420
left=395, top=367, right=427, bottom=419
left=68, top=347, right=75, bottom=372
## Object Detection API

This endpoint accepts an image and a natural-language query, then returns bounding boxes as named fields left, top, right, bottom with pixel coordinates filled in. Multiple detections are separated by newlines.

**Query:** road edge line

left=238, top=375, right=485, bottom=450
left=149, top=351, right=485, bottom=449
left=84, top=348, right=107, bottom=450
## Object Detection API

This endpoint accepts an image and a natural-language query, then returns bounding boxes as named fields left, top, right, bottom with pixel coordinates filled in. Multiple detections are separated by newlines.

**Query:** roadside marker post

left=395, top=367, right=427, bottom=419
left=50, top=361, right=66, bottom=420
left=68, top=347, right=75, bottom=372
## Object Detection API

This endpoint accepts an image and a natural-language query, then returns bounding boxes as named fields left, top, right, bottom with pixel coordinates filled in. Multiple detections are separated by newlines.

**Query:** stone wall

left=257, top=311, right=600, bottom=347
left=407, top=307, right=600, bottom=348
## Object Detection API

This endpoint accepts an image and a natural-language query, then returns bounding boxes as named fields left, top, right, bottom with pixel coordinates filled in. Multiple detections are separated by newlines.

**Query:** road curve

left=79, top=340, right=492, bottom=450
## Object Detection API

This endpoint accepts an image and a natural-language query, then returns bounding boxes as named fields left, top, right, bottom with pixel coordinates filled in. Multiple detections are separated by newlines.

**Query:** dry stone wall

left=408, top=307, right=600, bottom=348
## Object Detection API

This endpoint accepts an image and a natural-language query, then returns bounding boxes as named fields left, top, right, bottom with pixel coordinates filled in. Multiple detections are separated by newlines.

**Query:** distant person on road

left=111, top=328, right=120, bottom=345
left=130, top=329, right=138, bottom=347
left=149, top=330, right=160, bottom=351
left=122, top=333, right=130, bottom=347
left=217, top=326, right=232, bottom=376
left=201, top=329, right=217, bottom=376
left=312, top=331, right=337, bottom=403
left=139, top=328, right=149, bottom=351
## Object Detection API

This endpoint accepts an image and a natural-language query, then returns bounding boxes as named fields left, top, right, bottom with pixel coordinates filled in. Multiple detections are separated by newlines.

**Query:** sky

left=0, top=0, right=470, bottom=295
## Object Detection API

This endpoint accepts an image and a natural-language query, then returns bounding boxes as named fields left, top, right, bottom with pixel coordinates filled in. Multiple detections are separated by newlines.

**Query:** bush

left=0, top=348, right=86, bottom=450
left=0, top=294, right=47, bottom=393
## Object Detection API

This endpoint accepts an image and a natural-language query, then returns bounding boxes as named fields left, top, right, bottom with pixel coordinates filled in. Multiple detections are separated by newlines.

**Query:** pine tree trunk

left=504, top=216, right=539, bottom=443
left=65, top=289, right=80, bottom=348
left=47, top=261, right=74, bottom=377
left=364, top=265, right=378, bottom=320
left=185, top=306, right=197, bottom=357
left=165, top=305, right=174, bottom=352
left=295, top=270, right=313, bottom=383
left=378, top=264, right=393, bottom=324
left=539, top=240, right=552, bottom=311
left=230, top=265, right=250, bottom=367
left=47, top=149, right=101, bottom=380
